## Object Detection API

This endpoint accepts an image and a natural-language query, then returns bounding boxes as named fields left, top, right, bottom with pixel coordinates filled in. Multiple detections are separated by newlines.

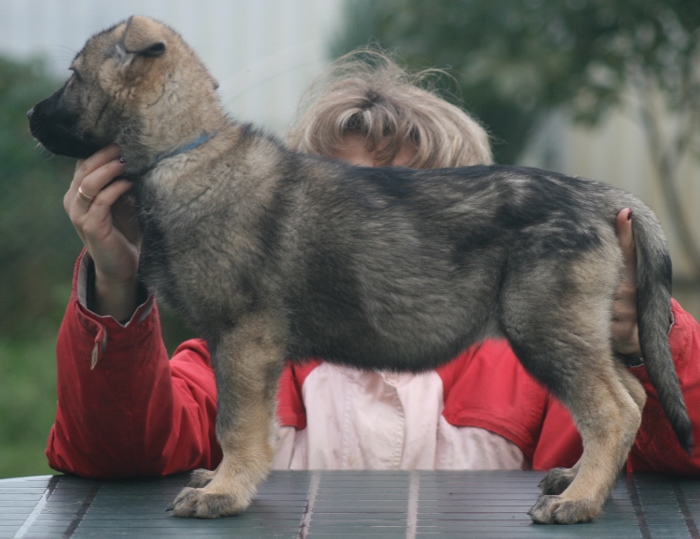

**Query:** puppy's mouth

left=27, top=107, right=105, bottom=160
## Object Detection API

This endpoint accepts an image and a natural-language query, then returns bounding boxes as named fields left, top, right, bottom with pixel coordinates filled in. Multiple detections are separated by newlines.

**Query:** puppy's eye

left=69, top=68, right=83, bottom=82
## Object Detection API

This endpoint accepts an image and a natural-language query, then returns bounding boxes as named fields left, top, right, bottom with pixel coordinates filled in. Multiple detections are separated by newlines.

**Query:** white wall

left=0, top=0, right=344, bottom=134
left=521, top=99, right=700, bottom=314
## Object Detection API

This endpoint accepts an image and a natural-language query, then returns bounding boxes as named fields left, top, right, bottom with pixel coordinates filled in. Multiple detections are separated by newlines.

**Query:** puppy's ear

left=122, top=15, right=167, bottom=58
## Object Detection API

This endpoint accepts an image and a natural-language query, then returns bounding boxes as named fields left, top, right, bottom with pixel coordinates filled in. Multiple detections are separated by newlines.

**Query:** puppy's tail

left=632, top=209, right=693, bottom=453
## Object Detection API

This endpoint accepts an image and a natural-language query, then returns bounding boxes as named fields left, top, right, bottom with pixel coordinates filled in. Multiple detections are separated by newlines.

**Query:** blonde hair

left=287, top=50, right=492, bottom=168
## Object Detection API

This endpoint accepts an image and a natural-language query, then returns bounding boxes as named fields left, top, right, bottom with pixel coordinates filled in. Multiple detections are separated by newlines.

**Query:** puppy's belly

left=287, top=307, right=493, bottom=371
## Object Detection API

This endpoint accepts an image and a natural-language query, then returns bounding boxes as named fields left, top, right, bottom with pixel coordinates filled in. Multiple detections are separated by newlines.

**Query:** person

left=48, top=51, right=700, bottom=477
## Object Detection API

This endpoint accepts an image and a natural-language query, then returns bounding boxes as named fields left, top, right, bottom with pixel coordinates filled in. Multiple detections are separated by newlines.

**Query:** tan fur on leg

left=171, top=314, right=285, bottom=518
left=529, top=363, right=643, bottom=524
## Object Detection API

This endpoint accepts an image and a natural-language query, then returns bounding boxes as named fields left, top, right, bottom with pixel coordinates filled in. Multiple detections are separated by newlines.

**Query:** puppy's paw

left=528, top=494, right=601, bottom=524
left=538, top=467, right=576, bottom=495
left=167, top=486, right=249, bottom=518
left=187, top=468, right=216, bottom=488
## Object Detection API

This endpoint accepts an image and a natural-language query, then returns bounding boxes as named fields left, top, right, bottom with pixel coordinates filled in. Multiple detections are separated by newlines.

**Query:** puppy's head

left=28, top=15, right=220, bottom=165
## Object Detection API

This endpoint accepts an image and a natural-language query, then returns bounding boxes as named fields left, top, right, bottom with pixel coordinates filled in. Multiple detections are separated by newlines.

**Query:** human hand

left=611, top=208, right=641, bottom=358
left=64, top=145, right=140, bottom=319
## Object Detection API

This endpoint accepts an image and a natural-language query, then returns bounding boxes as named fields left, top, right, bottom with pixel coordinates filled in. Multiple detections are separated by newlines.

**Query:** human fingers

left=89, top=179, right=137, bottom=238
left=611, top=208, right=641, bottom=357
left=72, top=179, right=139, bottom=287
left=65, top=145, right=122, bottom=212
left=87, top=178, right=134, bottom=219
left=111, top=189, right=141, bottom=246
left=615, top=208, right=636, bottom=273
left=73, top=144, right=121, bottom=186
left=76, top=156, right=125, bottom=202
left=65, top=157, right=124, bottom=216
left=72, top=177, right=132, bottom=232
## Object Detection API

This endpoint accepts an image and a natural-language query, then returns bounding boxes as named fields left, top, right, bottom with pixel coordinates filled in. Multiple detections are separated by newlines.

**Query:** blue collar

left=156, top=132, right=217, bottom=163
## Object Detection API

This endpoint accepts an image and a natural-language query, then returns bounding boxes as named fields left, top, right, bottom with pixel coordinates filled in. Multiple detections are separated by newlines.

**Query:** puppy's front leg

left=170, top=315, right=285, bottom=518
left=538, top=461, right=581, bottom=496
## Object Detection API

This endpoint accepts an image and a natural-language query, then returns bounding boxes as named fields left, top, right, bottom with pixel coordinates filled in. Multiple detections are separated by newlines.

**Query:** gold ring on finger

left=77, top=186, right=96, bottom=203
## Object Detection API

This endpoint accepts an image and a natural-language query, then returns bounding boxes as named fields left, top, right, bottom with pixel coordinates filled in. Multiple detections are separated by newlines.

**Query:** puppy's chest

left=132, top=182, right=201, bottom=265
left=135, top=169, right=214, bottom=225
left=134, top=175, right=245, bottom=272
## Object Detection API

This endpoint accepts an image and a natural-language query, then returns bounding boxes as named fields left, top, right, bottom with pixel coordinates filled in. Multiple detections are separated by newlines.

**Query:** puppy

left=29, top=16, right=691, bottom=523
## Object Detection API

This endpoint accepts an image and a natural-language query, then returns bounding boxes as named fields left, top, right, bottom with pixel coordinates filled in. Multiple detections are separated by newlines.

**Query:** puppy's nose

left=27, top=108, right=34, bottom=119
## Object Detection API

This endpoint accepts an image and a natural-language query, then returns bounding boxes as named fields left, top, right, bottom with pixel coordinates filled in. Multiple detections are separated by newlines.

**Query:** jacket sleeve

left=46, top=252, right=221, bottom=478
left=626, top=299, right=700, bottom=473
left=532, top=299, right=700, bottom=474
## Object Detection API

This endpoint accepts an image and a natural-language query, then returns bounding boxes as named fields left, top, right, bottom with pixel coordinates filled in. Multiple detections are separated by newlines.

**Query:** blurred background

left=1, top=0, right=699, bottom=478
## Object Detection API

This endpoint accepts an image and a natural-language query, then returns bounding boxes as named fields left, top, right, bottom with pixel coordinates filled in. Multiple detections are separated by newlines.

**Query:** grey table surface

left=0, top=470, right=698, bottom=538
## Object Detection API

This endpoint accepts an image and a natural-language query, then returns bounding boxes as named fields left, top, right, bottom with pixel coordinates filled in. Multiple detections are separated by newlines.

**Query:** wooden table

left=1, top=470, right=697, bottom=538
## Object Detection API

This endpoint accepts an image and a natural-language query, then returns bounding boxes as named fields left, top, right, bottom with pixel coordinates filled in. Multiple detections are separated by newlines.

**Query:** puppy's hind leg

left=526, top=357, right=642, bottom=524
left=169, top=313, right=286, bottom=518
left=538, top=360, right=646, bottom=498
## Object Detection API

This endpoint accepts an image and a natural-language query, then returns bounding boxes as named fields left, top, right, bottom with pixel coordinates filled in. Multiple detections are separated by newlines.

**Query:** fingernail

left=119, top=157, right=126, bottom=164
left=627, top=209, right=633, bottom=221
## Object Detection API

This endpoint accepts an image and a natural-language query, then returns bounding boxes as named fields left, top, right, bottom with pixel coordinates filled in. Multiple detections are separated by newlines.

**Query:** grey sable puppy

left=28, top=15, right=692, bottom=524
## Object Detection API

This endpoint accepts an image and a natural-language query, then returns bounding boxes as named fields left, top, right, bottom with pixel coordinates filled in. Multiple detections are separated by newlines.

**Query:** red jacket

left=47, top=255, right=700, bottom=477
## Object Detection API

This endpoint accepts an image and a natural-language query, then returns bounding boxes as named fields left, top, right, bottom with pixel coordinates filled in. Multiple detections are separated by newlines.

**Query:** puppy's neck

left=154, top=132, right=218, bottom=164
left=120, top=126, right=222, bottom=176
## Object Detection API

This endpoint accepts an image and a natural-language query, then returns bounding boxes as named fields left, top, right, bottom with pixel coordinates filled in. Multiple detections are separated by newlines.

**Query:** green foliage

left=0, top=55, right=195, bottom=345
left=0, top=55, right=80, bottom=339
left=0, top=55, right=193, bottom=478
left=0, top=55, right=76, bottom=477
left=332, top=0, right=700, bottom=164
left=0, top=338, right=57, bottom=478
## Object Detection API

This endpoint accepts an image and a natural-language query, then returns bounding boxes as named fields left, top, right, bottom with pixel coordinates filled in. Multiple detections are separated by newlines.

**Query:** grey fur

left=28, top=16, right=691, bottom=524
